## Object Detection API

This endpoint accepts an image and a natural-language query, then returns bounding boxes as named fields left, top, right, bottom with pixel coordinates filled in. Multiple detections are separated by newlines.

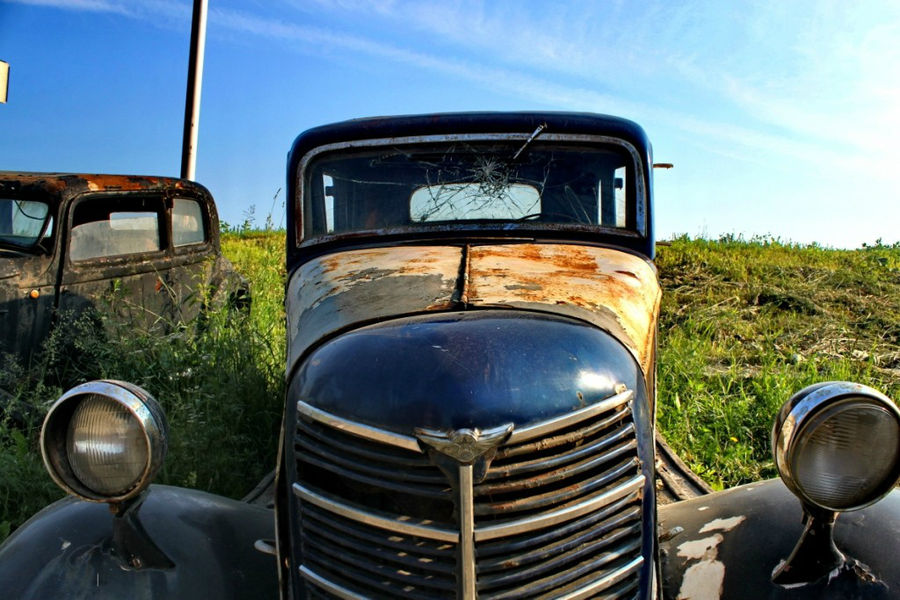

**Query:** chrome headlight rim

left=773, top=381, right=900, bottom=512
left=41, top=380, right=168, bottom=503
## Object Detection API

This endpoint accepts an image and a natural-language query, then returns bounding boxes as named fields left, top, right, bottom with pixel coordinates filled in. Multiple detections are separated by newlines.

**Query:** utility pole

left=180, top=0, right=208, bottom=180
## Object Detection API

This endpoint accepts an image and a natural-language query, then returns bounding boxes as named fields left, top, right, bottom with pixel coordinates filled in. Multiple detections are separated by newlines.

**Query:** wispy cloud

left=206, top=2, right=896, bottom=178
left=5, top=0, right=132, bottom=15
left=10, top=0, right=899, bottom=182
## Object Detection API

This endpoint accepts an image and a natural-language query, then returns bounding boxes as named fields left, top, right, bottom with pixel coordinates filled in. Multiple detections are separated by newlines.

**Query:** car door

left=57, top=191, right=173, bottom=333
left=0, top=194, right=59, bottom=367
left=164, top=193, right=223, bottom=323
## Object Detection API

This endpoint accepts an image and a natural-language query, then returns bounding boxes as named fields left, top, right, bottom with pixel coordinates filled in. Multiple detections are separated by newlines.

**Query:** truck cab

left=0, top=173, right=247, bottom=374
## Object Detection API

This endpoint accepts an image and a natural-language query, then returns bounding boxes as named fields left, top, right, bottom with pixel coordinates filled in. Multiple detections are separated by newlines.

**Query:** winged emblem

left=415, top=423, right=513, bottom=463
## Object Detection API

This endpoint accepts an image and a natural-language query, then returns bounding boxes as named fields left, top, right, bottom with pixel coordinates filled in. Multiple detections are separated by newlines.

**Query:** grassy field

left=1, top=233, right=898, bottom=542
left=656, top=236, right=900, bottom=488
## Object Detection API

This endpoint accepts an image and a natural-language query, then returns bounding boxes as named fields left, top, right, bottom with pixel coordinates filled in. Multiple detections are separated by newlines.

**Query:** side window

left=173, top=198, right=206, bottom=247
left=69, top=195, right=163, bottom=262
left=597, top=165, right=629, bottom=229
left=0, top=198, right=50, bottom=247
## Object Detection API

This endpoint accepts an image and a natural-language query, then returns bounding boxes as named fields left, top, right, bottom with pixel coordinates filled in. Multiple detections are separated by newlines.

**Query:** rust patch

left=467, top=244, right=660, bottom=372
left=0, top=172, right=203, bottom=204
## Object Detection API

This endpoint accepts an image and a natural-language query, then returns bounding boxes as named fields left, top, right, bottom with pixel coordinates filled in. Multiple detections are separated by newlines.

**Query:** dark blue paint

left=293, top=310, right=640, bottom=432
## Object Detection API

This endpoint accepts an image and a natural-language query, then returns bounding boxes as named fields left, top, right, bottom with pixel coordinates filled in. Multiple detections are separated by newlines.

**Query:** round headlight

left=773, top=382, right=900, bottom=512
left=41, top=380, right=168, bottom=503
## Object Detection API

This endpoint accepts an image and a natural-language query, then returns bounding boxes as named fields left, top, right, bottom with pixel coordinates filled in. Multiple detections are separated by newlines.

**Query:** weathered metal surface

left=466, top=243, right=660, bottom=374
left=659, top=479, right=900, bottom=599
left=0, top=485, right=277, bottom=599
left=286, top=245, right=463, bottom=373
left=0, top=171, right=201, bottom=199
left=287, top=243, right=660, bottom=376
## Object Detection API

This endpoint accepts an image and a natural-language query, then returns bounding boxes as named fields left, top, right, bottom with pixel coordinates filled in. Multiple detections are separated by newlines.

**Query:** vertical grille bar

left=460, top=464, right=477, bottom=600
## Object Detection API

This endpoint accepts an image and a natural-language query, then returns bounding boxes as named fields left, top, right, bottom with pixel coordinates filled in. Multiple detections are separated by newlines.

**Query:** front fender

left=0, top=485, right=277, bottom=599
left=659, top=478, right=900, bottom=599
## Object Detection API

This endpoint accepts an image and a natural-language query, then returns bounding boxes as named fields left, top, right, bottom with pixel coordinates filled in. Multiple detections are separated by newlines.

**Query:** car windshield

left=301, top=138, right=643, bottom=241
left=0, top=198, right=51, bottom=248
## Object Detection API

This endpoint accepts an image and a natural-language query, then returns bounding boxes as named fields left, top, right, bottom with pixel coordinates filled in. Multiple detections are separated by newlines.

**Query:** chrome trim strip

left=293, top=482, right=459, bottom=543
left=459, top=464, right=476, bottom=600
left=554, top=556, right=644, bottom=600
left=507, top=389, right=633, bottom=445
left=473, top=474, right=644, bottom=542
left=297, top=400, right=422, bottom=453
left=300, top=565, right=368, bottom=600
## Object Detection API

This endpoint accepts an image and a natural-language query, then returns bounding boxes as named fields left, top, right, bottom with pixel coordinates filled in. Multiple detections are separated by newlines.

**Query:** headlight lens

left=773, top=382, right=900, bottom=512
left=67, top=395, right=150, bottom=496
left=42, top=380, right=167, bottom=503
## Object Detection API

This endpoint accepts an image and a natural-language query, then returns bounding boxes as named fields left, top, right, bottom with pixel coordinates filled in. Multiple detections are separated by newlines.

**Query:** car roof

left=0, top=172, right=211, bottom=205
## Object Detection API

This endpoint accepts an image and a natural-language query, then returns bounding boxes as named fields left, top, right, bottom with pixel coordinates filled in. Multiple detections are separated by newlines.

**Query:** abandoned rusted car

left=0, top=172, right=248, bottom=374
left=2, top=113, right=899, bottom=599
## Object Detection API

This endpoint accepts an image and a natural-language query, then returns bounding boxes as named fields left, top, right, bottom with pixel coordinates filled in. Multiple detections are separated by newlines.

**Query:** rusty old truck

left=1, top=113, right=899, bottom=599
left=0, top=172, right=248, bottom=378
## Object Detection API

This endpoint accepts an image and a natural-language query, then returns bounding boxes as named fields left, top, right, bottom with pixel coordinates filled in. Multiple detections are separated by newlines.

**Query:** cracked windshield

left=303, top=140, right=638, bottom=239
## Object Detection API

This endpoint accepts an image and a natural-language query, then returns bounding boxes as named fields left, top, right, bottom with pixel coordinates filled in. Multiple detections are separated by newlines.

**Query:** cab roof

left=0, top=172, right=211, bottom=206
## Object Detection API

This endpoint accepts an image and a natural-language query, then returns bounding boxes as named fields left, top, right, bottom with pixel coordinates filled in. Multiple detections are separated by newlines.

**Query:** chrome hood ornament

left=415, top=423, right=513, bottom=464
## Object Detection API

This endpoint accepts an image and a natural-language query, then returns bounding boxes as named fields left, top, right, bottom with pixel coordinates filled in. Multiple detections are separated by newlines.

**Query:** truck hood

left=286, top=242, right=661, bottom=377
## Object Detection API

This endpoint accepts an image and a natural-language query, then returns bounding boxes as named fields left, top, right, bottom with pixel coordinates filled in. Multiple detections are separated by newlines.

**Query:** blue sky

left=1, top=0, right=898, bottom=248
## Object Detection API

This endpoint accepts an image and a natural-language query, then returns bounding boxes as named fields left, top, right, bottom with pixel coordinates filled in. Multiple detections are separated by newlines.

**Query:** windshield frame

left=295, top=132, right=648, bottom=249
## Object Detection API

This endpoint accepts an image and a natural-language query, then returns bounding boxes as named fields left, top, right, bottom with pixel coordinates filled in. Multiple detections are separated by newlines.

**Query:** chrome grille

left=292, top=389, right=645, bottom=599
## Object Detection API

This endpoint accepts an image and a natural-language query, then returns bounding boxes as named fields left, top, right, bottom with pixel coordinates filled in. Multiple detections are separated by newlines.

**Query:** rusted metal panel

left=0, top=172, right=200, bottom=200
left=286, top=246, right=463, bottom=373
left=466, top=244, right=661, bottom=373
left=287, top=242, right=660, bottom=377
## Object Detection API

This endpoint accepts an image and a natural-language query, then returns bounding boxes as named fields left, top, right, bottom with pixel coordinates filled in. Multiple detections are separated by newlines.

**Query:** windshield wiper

left=512, top=123, right=548, bottom=161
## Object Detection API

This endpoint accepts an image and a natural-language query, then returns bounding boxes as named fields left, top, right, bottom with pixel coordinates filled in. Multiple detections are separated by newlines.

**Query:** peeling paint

left=677, top=534, right=723, bottom=560
left=678, top=559, right=724, bottom=600
left=699, top=516, right=746, bottom=533
left=288, top=242, right=661, bottom=375
left=675, top=516, right=746, bottom=600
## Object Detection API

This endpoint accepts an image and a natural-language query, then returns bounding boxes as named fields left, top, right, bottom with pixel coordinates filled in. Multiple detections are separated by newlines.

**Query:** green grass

left=1, top=232, right=898, bottom=543
left=656, top=236, right=900, bottom=488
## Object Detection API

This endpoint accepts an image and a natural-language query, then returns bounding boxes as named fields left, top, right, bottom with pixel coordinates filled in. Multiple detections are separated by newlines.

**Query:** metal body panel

left=286, top=243, right=660, bottom=376
left=659, top=479, right=900, bottom=599
left=466, top=244, right=660, bottom=374
left=291, top=310, right=642, bottom=432
left=286, top=245, right=461, bottom=374
left=0, top=485, right=277, bottom=599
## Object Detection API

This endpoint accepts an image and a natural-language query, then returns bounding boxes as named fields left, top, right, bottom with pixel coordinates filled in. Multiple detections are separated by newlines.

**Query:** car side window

left=69, top=195, right=163, bottom=262
left=172, top=197, right=206, bottom=247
